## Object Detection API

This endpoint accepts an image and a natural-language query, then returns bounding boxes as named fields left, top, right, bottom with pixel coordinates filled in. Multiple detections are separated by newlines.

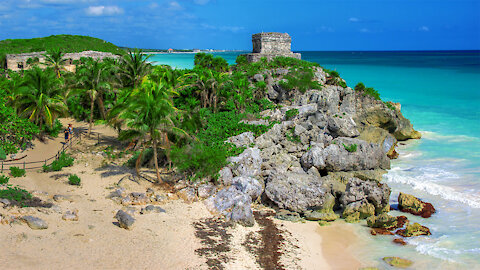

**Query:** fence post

left=98, top=134, right=100, bottom=144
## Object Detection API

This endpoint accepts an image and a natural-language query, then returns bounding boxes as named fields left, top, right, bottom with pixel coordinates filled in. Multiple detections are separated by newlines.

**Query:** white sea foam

left=421, top=131, right=480, bottom=143
left=385, top=167, right=480, bottom=208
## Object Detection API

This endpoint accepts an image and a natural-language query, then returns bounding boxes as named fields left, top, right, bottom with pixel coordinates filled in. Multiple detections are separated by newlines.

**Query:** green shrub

left=43, top=152, right=74, bottom=172
left=194, top=53, right=229, bottom=73
left=0, top=175, right=9, bottom=184
left=68, top=174, right=81, bottom=186
left=384, top=101, right=396, bottom=111
left=42, top=119, right=63, bottom=137
left=10, top=166, right=26, bottom=177
left=354, top=82, right=381, bottom=100
left=0, top=186, right=32, bottom=207
left=0, top=147, right=6, bottom=160
left=279, top=67, right=322, bottom=94
left=235, top=54, right=248, bottom=66
left=343, top=143, right=358, bottom=152
left=285, top=108, right=299, bottom=120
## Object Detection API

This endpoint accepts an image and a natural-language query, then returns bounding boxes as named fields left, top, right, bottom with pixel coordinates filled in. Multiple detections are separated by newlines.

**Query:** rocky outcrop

left=304, top=193, right=339, bottom=221
left=340, top=177, right=391, bottom=217
left=265, top=172, right=329, bottom=213
left=204, top=186, right=255, bottom=227
left=228, top=148, right=262, bottom=178
left=398, top=192, right=436, bottom=218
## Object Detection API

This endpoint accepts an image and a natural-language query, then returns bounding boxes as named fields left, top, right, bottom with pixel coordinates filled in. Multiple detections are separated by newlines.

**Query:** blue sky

left=0, top=0, right=479, bottom=50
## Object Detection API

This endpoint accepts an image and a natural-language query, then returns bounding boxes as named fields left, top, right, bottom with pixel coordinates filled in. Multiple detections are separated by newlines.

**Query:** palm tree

left=74, top=58, right=112, bottom=136
left=16, top=67, right=67, bottom=130
left=43, top=50, right=68, bottom=78
left=117, top=75, right=185, bottom=182
left=118, top=49, right=152, bottom=88
left=186, top=68, right=229, bottom=111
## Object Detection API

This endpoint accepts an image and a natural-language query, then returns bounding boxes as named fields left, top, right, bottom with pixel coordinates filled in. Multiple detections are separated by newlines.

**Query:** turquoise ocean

left=150, top=51, right=480, bottom=269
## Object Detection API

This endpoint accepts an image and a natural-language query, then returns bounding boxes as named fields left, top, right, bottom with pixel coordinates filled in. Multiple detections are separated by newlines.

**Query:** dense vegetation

left=0, top=35, right=123, bottom=64
left=1, top=44, right=375, bottom=183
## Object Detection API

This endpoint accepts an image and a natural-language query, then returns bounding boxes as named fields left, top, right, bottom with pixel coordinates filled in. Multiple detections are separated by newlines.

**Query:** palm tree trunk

left=135, top=147, right=145, bottom=178
left=96, top=97, right=107, bottom=120
left=88, top=96, right=95, bottom=136
left=152, top=138, right=162, bottom=183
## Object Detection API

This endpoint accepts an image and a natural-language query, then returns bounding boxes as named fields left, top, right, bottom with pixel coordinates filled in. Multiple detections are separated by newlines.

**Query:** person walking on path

left=64, top=127, right=70, bottom=143
left=68, top=124, right=73, bottom=140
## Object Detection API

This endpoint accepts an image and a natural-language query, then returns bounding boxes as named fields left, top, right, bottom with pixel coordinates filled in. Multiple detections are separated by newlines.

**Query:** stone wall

left=243, top=32, right=301, bottom=63
left=5, top=51, right=119, bottom=72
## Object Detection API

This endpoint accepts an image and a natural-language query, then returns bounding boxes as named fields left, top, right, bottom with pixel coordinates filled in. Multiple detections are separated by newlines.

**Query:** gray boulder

left=321, top=137, right=390, bottom=171
left=62, top=210, right=79, bottom=221
left=197, top=183, right=217, bottom=199
left=140, top=205, right=166, bottom=214
left=218, top=167, right=233, bottom=186
left=327, top=115, right=360, bottom=138
left=340, top=177, right=391, bottom=214
left=231, top=176, right=263, bottom=201
left=204, top=186, right=254, bottom=227
left=115, top=210, right=135, bottom=230
left=253, top=73, right=264, bottom=82
left=300, top=145, right=325, bottom=170
left=265, top=172, right=330, bottom=213
left=226, top=132, right=255, bottom=148
left=22, top=216, right=48, bottom=230
left=228, top=148, right=262, bottom=177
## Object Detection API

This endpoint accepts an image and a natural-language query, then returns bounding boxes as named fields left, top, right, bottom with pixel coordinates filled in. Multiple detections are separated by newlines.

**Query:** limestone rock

left=382, top=257, right=413, bottom=268
left=21, top=216, right=48, bottom=230
left=128, top=192, right=150, bottom=205
left=275, top=209, right=303, bottom=222
left=366, top=213, right=398, bottom=229
left=342, top=199, right=375, bottom=219
left=327, top=114, right=360, bottom=138
left=197, top=183, right=217, bottom=199
left=231, top=176, right=263, bottom=201
left=115, top=210, right=135, bottom=230
left=53, top=194, right=75, bottom=203
left=304, top=193, right=339, bottom=221
left=218, top=167, right=234, bottom=186
left=265, top=172, right=329, bottom=213
left=344, top=212, right=360, bottom=223
left=358, top=126, right=397, bottom=157
left=204, top=186, right=254, bottom=227
left=396, top=223, right=431, bottom=237
left=228, top=148, right=262, bottom=177
left=177, top=187, right=197, bottom=203
left=398, top=192, right=436, bottom=218
left=393, top=238, right=407, bottom=246
left=226, top=132, right=255, bottom=148
left=140, top=205, right=165, bottom=214
left=62, top=210, right=79, bottom=221
left=340, top=177, right=391, bottom=214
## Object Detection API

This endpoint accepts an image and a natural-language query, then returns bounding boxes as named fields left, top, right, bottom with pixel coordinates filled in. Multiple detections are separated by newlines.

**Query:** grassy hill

left=0, top=34, right=123, bottom=57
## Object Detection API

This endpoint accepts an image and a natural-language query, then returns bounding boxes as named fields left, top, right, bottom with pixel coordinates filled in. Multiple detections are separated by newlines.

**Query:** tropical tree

left=75, top=58, right=112, bottom=135
left=43, top=50, right=68, bottom=78
left=118, top=49, right=152, bottom=88
left=16, top=67, right=67, bottom=131
left=186, top=68, right=229, bottom=111
left=117, top=73, right=184, bottom=182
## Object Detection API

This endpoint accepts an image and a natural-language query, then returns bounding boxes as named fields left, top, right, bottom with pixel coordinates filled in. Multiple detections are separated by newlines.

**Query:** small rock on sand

left=62, top=210, right=79, bottom=221
left=140, top=205, right=166, bottom=214
left=22, top=216, right=48, bottom=230
left=53, top=195, right=75, bottom=203
left=115, top=210, right=135, bottom=230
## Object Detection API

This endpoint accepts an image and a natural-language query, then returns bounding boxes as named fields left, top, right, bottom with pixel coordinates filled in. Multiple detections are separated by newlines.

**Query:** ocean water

left=150, top=51, right=480, bottom=269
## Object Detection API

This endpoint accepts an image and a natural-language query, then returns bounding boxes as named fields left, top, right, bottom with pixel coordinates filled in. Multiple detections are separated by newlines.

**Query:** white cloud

left=419, top=26, right=429, bottom=32
left=349, top=17, right=359, bottom=22
left=168, top=1, right=183, bottom=11
left=201, top=23, right=244, bottom=33
left=85, top=5, right=124, bottom=16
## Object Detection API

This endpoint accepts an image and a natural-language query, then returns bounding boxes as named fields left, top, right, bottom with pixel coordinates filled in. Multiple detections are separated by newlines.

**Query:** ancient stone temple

left=244, top=32, right=301, bottom=63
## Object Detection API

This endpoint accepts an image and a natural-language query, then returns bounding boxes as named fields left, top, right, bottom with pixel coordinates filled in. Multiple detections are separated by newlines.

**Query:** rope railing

left=0, top=131, right=83, bottom=173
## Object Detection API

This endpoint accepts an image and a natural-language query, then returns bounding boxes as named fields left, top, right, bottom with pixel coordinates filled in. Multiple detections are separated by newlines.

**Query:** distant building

left=243, top=32, right=301, bottom=63
left=193, top=49, right=201, bottom=53
left=5, top=50, right=120, bottom=72
left=167, top=48, right=174, bottom=53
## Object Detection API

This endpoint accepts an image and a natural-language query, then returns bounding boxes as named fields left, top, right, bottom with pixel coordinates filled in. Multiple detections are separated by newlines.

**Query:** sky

left=0, top=0, right=479, bottom=50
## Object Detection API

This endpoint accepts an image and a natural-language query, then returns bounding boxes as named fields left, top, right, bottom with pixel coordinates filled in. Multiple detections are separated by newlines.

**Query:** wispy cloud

left=201, top=23, right=244, bottom=33
left=85, top=5, right=123, bottom=16
left=168, top=1, right=184, bottom=11
left=419, top=26, right=430, bottom=32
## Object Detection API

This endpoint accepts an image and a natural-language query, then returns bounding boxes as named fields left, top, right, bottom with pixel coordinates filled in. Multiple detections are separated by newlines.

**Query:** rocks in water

left=62, top=210, right=79, bottom=221
left=370, top=228, right=394, bottom=236
left=231, top=176, right=262, bottom=201
left=398, top=192, right=436, bottom=218
left=140, top=205, right=165, bottom=214
left=265, top=171, right=329, bottom=213
left=228, top=148, right=262, bottom=177
left=393, top=238, right=407, bottom=246
left=366, top=213, right=398, bottom=229
left=115, top=210, right=135, bottom=230
left=340, top=177, right=391, bottom=219
left=204, top=186, right=254, bottom=227
left=197, top=183, right=217, bottom=199
left=226, top=132, right=255, bottom=148
left=396, top=223, right=431, bottom=237
left=274, top=209, right=303, bottom=222
left=21, top=216, right=48, bottom=230
left=177, top=187, right=197, bottom=203
left=344, top=212, right=360, bottom=223
left=382, top=257, right=413, bottom=268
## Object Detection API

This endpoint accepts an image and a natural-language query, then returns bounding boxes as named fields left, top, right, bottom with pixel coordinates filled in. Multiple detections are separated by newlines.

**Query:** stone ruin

left=243, top=32, right=301, bottom=63
left=5, top=50, right=120, bottom=72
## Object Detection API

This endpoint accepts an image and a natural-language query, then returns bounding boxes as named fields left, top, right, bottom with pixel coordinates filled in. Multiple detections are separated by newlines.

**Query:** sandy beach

left=0, top=119, right=363, bottom=270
